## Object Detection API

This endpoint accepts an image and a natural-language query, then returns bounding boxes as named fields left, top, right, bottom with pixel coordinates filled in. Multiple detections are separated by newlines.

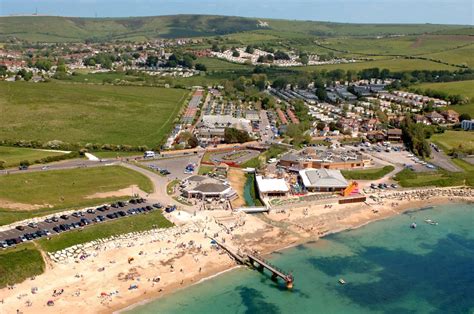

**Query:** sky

left=1, top=0, right=473, bottom=25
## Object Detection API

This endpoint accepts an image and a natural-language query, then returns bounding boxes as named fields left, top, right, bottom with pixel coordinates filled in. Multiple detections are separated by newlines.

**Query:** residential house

left=425, top=111, right=446, bottom=124
left=441, top=110, right=459, bottom=124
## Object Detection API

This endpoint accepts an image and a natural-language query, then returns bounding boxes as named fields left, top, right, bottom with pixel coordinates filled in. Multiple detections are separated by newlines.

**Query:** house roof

left=256, top=176, right=289, bottom=193
left=299, top=168, right=348, bottom=188
left=387, top=128, right=402, bottom=135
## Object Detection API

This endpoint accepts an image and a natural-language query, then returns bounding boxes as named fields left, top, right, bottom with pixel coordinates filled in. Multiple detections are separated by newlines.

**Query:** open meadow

left=0, top=243, right=45, bottom=288
left=0, top=166, right=153, bottom=225
left=0, top=82, right=188, bottom=148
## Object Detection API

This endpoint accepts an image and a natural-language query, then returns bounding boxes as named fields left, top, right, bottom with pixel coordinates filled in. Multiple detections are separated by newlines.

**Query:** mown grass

left=394, top=168, right=474, bottom=187
left=198, top=165, right=214, bottom=175
left=342, top=165, right=395, bottom=180
left=37, top=210, right=173, bottom=252
left=0, top=243, right=45, bottom=288
left=416, top=80, right=474, bottom=116
left=0, top=166, right=153, bottom=225
left=0, top=146, right=66, bottom=168
left=0, top=81, right=188, bottom=148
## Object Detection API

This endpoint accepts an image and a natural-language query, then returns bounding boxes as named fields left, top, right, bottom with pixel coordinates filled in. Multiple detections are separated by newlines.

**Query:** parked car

left=60, top=214, right=69, bottom=220
left=15, top=225, right=25, bottom=231
left=87, top=208, right=96, bottom=214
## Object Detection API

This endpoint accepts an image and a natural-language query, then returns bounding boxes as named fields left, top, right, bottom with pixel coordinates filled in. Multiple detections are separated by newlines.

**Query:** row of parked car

left=147, top=164, right=171, bottom=175
left=1, top=199, right=163, bottom=249
left=370, top=183, right=398, bottom=190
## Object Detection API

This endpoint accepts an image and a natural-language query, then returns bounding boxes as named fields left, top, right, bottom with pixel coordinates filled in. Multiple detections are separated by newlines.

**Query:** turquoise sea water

left=130, top=204, right=474, bottom=314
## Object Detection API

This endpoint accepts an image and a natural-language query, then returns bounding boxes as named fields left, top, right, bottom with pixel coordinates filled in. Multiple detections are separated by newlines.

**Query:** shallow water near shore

left=129, top=203, right=474, bottom=314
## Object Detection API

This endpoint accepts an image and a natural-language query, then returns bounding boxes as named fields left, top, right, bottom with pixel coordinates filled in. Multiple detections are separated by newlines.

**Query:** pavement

left=139, top=154, right=202, bottom=180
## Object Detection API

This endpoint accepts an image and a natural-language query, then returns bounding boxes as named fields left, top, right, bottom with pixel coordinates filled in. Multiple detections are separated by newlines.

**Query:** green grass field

left=0, top=146, right=66, bottom=168
left=0, top=82, right=188, bottom=148
left=196, top=57, right=253, bottom=71
left=341, top=165, right=394, bottom=180
left=0, top=243, right=45, bottom=288
left=416, top=80, right=474, bottom=116
left=91, top=151, right=142, bottom=159
left=431, top=131, right=474, bottom=153
left=0, top=166, right=153, bottom=225
left=37, top=210, right=173, bottom=252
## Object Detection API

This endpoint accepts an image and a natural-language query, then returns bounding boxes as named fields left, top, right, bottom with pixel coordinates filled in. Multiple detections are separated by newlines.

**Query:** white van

left=144, top=151, right=155, bottom=158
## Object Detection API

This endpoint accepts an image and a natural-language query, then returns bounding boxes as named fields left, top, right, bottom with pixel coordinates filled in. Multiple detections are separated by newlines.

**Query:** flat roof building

left=256, top=175, right=289, bottom=198
left=299, top=168, right=348, bottom=192
left=181, top=175, right=237, bottom=201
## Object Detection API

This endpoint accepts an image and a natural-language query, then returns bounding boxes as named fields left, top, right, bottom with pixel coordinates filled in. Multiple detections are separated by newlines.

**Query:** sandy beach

left=0, top=187, right=472, bottom=314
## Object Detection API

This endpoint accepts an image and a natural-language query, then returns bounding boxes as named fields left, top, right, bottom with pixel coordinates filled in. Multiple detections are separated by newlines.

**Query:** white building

left=461, top=119, right=474, bottom=131
left=255, top=176, right=289, bottom=198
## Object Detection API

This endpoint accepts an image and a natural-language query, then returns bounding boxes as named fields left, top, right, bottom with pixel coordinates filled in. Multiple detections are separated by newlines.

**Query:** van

left=144, top=151, right=155, bottom=158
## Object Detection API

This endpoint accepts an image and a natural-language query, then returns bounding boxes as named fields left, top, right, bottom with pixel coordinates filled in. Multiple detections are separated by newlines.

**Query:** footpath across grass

left=342, top=165, right=395, bottom=180
left=0, top=243, right=45, bottom=288
left=37, top=210, right=173, bottom=252
left=0, top=166, right=153, bottom=225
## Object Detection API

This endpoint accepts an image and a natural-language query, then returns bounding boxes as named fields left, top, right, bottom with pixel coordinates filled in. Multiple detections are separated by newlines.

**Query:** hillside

left=0, top=15, right=472, bottom=42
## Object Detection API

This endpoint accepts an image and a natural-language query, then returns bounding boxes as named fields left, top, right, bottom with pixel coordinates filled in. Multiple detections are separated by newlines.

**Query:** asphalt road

left=140, top=154, right=202, bottom=180
left=0, top=199, right=160, bottom=243
left=2, top=158, right=118, bottom=175
left=429, top=146, right=462, bottom=172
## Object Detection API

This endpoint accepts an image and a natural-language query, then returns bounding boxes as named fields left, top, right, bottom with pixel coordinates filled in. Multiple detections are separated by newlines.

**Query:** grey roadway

left=429, top=146, right=462, bottom=172
left=120, top=162, right=192, bottom=209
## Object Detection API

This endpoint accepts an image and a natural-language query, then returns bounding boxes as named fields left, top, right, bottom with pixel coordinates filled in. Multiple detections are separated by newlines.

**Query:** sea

left=128, top=203, right=474, bottom=314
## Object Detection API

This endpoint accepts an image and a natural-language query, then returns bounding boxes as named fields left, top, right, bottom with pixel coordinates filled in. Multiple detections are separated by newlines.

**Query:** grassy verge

left=167, top=179, right=180, bottom=195
left=0, top=166, right=153, bottom=225
left=37, top=210, right=173, bottom=252
left=0, top=146, right=66, bottom=168
left=0, top=243, right=45, bottom=288
left=198, top=165, right=214, bottom=175
left=91, top=151, right=142, bottom=159
left=342, top=165, right=395, bottom=180
left=394, top=167, right=474, bottom=187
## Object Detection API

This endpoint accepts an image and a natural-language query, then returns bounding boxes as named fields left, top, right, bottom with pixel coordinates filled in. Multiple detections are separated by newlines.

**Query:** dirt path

left=227, top=168, right=246, bottom=208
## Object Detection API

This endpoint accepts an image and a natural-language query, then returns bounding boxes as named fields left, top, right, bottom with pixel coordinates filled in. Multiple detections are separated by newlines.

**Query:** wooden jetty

left=210, top=237, right=294, bottom=289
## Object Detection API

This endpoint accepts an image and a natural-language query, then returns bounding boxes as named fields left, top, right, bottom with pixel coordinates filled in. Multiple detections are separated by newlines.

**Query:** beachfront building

left=255, top=176, right=290, bottom=198
left=299, top=168, right=348, bottom=192
left=180, top=175, right=237, bottom=201
left=461, top=119, right=474, bottom=131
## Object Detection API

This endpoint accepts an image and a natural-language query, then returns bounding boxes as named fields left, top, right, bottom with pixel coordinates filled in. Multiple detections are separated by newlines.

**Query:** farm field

left=421, top=45, right=474, bottom=68
left=315, top=35, right=474, bottom=57
left=37, top=210, right=173, bottom=252
left=0, top=146, right=66, bottom=168
left=0, top=82, right=188, bottom=148
left=0, top=166, right=153, bottom=225
left=431, top=131, right=474, bottom=153
left=196, top=57, right=253, bottom=71
left=417, top=80, right=474, bottom=116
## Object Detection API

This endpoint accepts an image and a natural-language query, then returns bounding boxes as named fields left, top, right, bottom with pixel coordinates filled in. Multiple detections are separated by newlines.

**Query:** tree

left=0, top=64, right=7, bottom=76
left=299, top=54, right=309, bottom=65
left=245, top=45, right=255, bottom=54
left=34, top=59, right=52, bottom=71
left=272, top=77, right=288, bottom=89
left=274, top=50, right=290, bottom=60
left=211, top=44, right=220, bottom=52
left=232, top=50, right=240, bottom=57
left=224, top=128, right=250, bottom=144
left=459, top=113, right=471, bottom=122
left=146, top=56, right=159, bottom=67
left=195, top=63, right=207, bottom=71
